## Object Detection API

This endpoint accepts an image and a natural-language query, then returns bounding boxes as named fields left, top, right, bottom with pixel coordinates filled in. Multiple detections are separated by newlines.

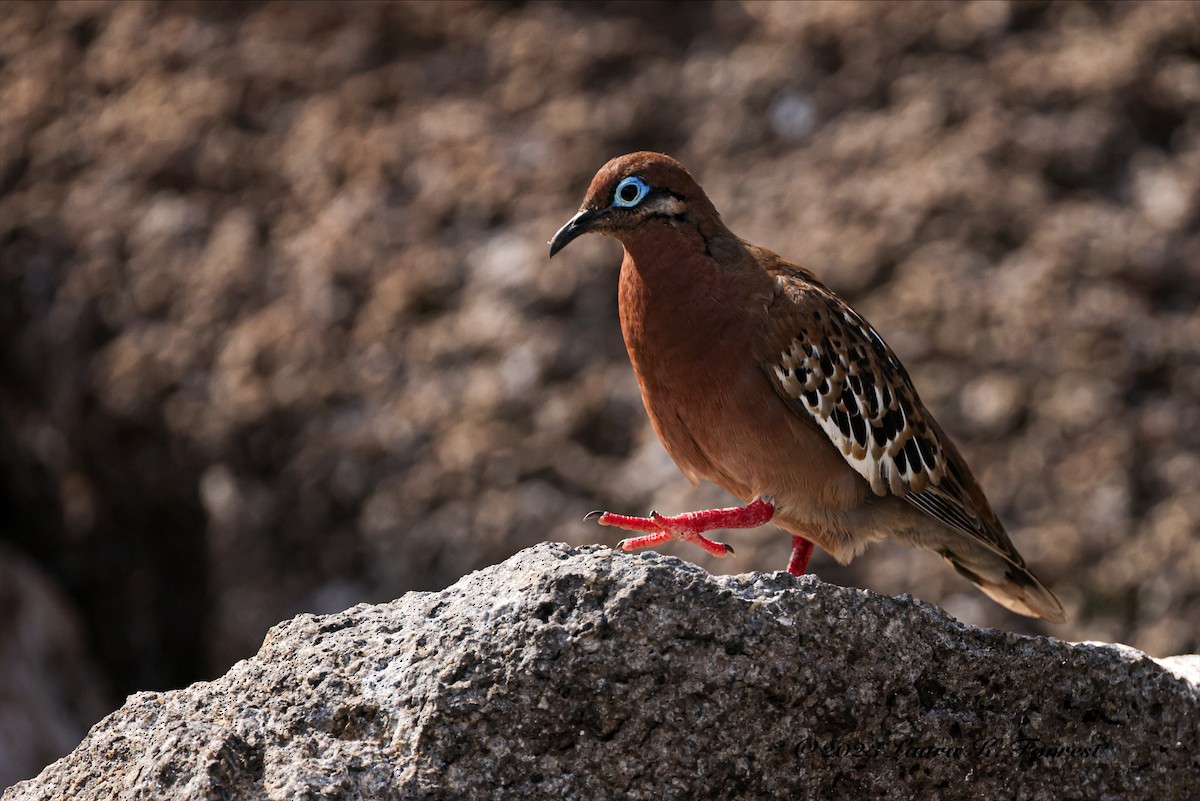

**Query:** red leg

left=588, top=497, right=775, bottom=560
left=787, top=535, right=814, bottom=576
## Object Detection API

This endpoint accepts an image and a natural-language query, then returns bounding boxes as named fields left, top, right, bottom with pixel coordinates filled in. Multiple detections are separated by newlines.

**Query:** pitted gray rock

left=5, top=543, right=1197, bottom=801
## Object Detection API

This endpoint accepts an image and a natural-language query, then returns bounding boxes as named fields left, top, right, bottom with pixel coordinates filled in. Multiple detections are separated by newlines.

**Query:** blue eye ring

left=612, top=176, right=650, bottom=208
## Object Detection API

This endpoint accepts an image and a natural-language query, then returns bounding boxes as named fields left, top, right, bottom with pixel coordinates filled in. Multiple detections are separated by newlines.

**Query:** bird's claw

left=590, top=506, right=749, bottom=559
left=583, top=510, right=605, bottom=521
left=613, top=530, right=733, bottom=559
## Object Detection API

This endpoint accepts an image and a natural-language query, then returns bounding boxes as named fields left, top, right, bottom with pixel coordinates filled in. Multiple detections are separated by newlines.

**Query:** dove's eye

left=613, top=176, right=650, bottom=208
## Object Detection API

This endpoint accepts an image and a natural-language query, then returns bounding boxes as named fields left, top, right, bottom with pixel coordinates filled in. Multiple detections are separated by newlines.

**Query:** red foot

left=787, top=535, right=814, bottom=576
left=588, top=497, right=775, bottom=560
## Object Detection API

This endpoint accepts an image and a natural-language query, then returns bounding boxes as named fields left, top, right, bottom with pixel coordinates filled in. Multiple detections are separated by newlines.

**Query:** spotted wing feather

left=765, top=281, right=946, bottom=497
left=757, top=264, right=1012, bottom=558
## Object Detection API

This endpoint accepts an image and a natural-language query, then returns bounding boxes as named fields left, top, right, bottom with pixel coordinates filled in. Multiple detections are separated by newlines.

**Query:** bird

left=548, top=151, right=1066, bottom=622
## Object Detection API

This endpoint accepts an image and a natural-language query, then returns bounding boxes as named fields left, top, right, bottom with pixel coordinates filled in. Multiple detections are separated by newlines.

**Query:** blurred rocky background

left=1, top=0, right=1197, bottom=788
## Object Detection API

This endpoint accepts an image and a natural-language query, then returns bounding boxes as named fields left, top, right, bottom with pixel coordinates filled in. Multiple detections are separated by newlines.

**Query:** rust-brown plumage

left=550, top=152, right=1065, bottom=622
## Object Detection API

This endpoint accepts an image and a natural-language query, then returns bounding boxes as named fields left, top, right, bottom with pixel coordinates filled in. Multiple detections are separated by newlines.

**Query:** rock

left=5, top=543, right=1196, bottom=800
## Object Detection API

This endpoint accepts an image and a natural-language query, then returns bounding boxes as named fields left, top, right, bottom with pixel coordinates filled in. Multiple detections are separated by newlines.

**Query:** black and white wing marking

left=760, top=272, right=1008, bottom=552
left=766, top=291, right=947, bottom=496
